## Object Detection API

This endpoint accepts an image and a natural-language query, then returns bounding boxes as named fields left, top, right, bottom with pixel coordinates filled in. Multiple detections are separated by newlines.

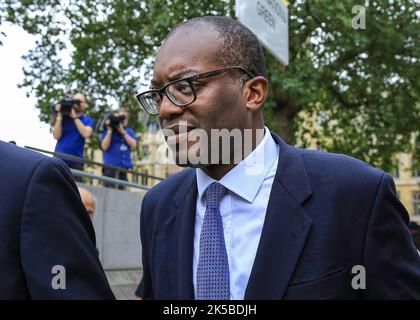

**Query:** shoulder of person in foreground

left=20, top=154, right=115, bottom=299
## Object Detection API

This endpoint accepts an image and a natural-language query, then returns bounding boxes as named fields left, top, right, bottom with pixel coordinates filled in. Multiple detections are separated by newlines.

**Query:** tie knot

left=205, top=182, right=226, bottom=209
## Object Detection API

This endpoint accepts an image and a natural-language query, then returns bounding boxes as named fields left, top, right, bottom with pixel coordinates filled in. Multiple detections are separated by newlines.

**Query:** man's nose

left=159, top=95, right=184, bottom=120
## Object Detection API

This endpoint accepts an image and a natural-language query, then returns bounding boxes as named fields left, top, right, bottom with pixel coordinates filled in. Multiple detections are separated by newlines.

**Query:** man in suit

left=0, top=141, right=115, bottom=299
left=137, top=16, right=420, bottom=299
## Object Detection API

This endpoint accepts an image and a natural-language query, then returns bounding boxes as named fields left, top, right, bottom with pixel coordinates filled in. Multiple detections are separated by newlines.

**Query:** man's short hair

left=165, top=16, right=267, bottom=79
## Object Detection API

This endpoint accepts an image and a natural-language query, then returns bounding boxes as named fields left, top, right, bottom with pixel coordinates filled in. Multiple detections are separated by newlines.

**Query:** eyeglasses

left=136, top=66, right=255, bottom=115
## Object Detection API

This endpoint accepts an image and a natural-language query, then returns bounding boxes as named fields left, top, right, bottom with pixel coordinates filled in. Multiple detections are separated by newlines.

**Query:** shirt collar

left=196, top=126, right=279, bottom=204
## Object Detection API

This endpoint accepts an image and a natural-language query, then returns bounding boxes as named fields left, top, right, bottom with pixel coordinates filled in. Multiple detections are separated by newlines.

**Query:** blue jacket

left=140, top=133, right=420, bottom=299
left=0, top=141, right=114, bottom=299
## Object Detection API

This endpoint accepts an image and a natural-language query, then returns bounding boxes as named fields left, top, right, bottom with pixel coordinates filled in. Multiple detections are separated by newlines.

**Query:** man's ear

left=242, top=76, right=269, bottom=112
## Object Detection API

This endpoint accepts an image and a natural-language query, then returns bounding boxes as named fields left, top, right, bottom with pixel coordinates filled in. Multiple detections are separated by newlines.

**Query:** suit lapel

left=245, top=134, right=313, bottom=299
left=163, top=170, right=197, bottom=299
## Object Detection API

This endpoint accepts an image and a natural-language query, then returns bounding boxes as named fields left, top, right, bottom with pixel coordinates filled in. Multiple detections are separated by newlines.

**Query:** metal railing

left=24, top=146, right=164, bottom=190
left=71, top=169, right=151, bottom=190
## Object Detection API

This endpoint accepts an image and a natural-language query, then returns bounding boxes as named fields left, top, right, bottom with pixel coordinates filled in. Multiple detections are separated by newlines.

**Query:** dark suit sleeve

left=19, top=157, right=115, bottom=299
left=363, top=173, right=420, bottom=299
left=140, top=194, right=154, bottom=299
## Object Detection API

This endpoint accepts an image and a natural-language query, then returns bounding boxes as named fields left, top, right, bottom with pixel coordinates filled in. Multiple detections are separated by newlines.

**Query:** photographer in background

left=52, top=93, right=93, bottom=179
left=100, top=108, right=137, bottom=189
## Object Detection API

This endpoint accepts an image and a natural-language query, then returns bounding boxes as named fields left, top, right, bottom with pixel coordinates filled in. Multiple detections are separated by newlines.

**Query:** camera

left=53, top=97, right=81, bottom=117
left=108, top=112, right=126, bottom=129
left=97, top=111, right=126, bottom=132
left=95, top=110, right=127, bottom=133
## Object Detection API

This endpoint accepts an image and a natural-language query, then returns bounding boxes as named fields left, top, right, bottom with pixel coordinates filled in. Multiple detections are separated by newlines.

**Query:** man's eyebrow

left=167, top=69, right=201, bottom=81
left=151, top=69, right=202, bottom=88
left=151, top=79, right=161, bottom=87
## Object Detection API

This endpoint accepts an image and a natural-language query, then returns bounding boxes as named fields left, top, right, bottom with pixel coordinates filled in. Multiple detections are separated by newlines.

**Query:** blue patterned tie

left=196, top=182, right=230, bottom=300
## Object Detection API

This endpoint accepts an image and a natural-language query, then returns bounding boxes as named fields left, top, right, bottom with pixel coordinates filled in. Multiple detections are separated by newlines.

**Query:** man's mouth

left=163, top=123, right=196, bottom=144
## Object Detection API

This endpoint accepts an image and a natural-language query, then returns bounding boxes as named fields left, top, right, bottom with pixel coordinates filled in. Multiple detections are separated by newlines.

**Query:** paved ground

left=105, top=269, right=142, bottom=300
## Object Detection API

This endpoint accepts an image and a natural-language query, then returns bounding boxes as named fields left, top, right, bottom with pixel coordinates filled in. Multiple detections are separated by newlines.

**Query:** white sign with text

left=235, top=0, right=289, bottom=65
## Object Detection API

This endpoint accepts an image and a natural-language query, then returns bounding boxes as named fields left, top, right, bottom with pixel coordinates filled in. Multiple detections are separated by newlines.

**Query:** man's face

left=73, top=93, right=86, bottom=112
left=152, top=26, right=249, bottom=167
left=84, top=202, right=95, bottom=221
left=79, top=189, right=95, bottom=221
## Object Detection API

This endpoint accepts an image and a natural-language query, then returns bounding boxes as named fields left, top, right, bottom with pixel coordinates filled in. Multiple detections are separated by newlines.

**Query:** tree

left=1, top=0, right=419, bottom=171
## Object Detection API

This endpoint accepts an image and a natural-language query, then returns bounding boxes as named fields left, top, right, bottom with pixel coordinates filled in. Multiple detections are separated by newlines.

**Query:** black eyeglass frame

left=136, top=66, right=255, bottom=115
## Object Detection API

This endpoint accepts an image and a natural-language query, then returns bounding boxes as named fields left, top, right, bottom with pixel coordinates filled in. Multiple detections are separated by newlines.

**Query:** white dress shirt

left=193, top=127, right=279, bottom=299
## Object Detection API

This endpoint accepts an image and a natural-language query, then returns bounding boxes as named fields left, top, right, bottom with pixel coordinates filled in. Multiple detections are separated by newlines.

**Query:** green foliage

left=1, top=0, right=419, bottom=171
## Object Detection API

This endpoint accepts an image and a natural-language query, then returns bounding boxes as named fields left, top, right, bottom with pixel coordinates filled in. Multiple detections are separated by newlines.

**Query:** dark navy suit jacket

left=140, top=133, right=420, bottom=299
left=0, top=141, right=114, bottom=299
